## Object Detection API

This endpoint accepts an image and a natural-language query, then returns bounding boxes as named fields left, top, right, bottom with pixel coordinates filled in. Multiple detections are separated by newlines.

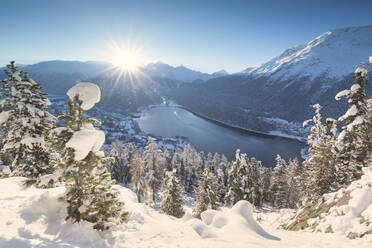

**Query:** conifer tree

left=0, top=62, right=55, bottom=178
left=54, top=83, right=126, bottom=231
left=159, top=169, right=185, bottom=218
left=225, top=150, right=264, bottom=206
left=260, top=166, right=272, bottom=203
left=182, top=145, right=199, bottom=193
left=216, top=154, right=229, bottom=203
left=268, top=155, right=289, bottom=208
left=246, top=157, right=264, bottom=207
left=143, top=137, right=165, bottom=204
left=109, top=141, right=134, bottom=185
left=287, top=157, right=301, bottom=208
left=171, top=147, right=183, bottom=174
left=302, top=104, right=338, bottom=202
left=225, top=149, right=244, bottom=205
left=130, top=152, right=147, bottom=203
left=335, top=66, right=372, bottom=181
left=193, top=168, right=220, bottom=218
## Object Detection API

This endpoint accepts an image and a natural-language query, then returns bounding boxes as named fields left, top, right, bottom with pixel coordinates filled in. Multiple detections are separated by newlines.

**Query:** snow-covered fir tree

left=225, top=150, right=264, bottom=206
left=171, top=147, right=183, bottom=173
left=216, top=154, right=229, bottom=203
left=246, top=157, right=264, bottom=207
left=0, top=62, right=55, bottom=178
left=193, top=167, right=220, bottom=218
left=286, top=157, right=301, bottom=208
left=164, top=150, right=172, bottom=171
left=302, top=104, right=338, bottom=202
left=130, top=152, right=147, bottom=203
left=268, top=155, right=289, bottom=208
left=55, top=82, right=126, bottom=231
left=260, top=166, right=272, bottom=203
left=109, top=141, right=134, bottom=185
left=143, top=137, right=165, bottom=204
left=225, top=149, right=245, bottom=205
left=159, top=169, right=185, bottom=218
left=182, top=145, right=200, bottom=193
left=335, top=65, right=372, bottom=182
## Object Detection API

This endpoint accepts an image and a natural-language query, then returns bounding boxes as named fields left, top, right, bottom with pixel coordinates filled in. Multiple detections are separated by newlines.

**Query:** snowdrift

left=284, top=167, right=372, bottom=241
left=0, top=177, right=369, bottom=247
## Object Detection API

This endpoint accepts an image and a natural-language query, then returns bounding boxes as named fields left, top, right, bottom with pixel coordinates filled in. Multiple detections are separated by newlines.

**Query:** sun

left=106, top=42, right=144, bottom=72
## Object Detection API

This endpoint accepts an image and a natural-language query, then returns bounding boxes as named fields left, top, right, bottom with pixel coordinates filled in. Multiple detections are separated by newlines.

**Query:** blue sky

left=0, top=0, right=371, bottom=73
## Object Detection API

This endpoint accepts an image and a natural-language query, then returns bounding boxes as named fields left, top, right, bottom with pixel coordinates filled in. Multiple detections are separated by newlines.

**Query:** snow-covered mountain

left=243, top=26, right=372, bottom=81
left=140, top=61, right=217, bottom=82
left=172, top=26, right=372, bottom=135
left=1, top=60, right=225, bottom=85
left=212, top=69, right=229, bottom=77
left=21, top=60, right=112, bottom=77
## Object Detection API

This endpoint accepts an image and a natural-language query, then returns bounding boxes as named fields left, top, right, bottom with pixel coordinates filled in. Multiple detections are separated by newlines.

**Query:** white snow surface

left=0, top=111, right=10, bottom=124
left=66, top=129, right=105, bottom=161
left=286, top=167, right=372, bottom=242
left=244, top=26, right=372, bottom=81
left=0, top=177, right=370, bottom=248
left=67, top=82, right=101, bottom=110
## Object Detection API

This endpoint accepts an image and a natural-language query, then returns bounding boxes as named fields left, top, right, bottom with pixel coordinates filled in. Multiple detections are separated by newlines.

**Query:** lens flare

left=106, top=42, right=144, bottom=72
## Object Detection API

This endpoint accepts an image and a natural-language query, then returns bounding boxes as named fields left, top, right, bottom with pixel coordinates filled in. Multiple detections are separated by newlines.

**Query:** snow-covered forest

left=0, top=56, right=371, bottom=247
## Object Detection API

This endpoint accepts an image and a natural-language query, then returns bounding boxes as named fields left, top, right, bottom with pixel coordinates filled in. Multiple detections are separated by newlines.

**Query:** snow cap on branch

left=66, top=129, right=105, bottom=161
left=67, top=82, right=101, bottom=110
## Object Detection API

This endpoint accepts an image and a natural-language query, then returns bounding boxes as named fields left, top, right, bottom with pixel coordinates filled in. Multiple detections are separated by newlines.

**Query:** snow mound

left=66, top=129, right=105, bottom=160
left=67, top=82, right=101, bottom=110
left=0, top=111, right=10, bottom=124
left=186, top=201, right=280, bottom=241
left=285, top=167, right=372, bottom=241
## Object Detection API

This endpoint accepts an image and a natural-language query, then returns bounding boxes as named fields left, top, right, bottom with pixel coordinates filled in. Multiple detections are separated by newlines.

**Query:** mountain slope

left=140, top=61, right=217, bottom=82
left=171, top=26, right=372, bottom=135
left=244, top=26, right=372, bottom=81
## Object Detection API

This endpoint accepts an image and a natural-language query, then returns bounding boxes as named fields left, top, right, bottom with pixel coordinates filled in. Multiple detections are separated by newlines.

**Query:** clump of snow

left=369, top=56, right=372, bottom=63
left=339, top=105, right=358, bottom=122
left=1, top=166, right=11, bottom=175
left=350, top=84, right=361, bottom=92
left=66, top=129, right=105, bottom=161
left=67, top=82, right=101, bottom=110
left=355, top=66, right=368, bottom=77
left=0, top=111, right=10, bottom=124
left=335, top=89, right=350, bottom=100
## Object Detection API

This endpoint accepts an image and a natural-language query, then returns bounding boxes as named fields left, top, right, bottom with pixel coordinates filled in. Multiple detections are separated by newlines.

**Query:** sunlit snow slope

left=0, top=177, right=369, bottom=248
left=244, top=26, right=372, bottom=81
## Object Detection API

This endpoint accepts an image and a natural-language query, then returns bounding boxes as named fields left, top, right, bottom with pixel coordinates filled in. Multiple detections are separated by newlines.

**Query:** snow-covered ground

left=0, top=177, right=370, bottom=248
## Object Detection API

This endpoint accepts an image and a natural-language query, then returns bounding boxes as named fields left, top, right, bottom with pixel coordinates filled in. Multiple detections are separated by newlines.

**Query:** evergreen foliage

left=143, top=137, right=166, bottom=204
left=193, top=168, right=220, bottom=218
left=109, top=141, right=134, bottom=185
left=55, top=90, right=126, bottom=231
left=0, top=61, right=55, bottom=178
left=335, top=68, right=372, bottom=181
left=287, top=157, right=301, bottom=208
left=159, top=169, right=185, bottom=218
left=225, top=150, right=264, bottom=206
left=130, top=152, right=147, bottom=203
left=268, top=155, right=289, bottom=208
left=302, top=104, right=338, bottom=202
